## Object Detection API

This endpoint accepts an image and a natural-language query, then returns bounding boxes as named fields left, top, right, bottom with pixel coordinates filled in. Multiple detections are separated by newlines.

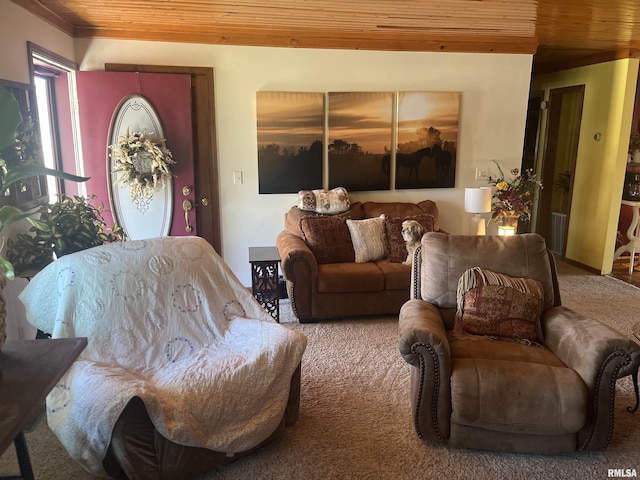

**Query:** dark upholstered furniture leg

left=103, top=364, right=302, bottom=480
left=628, top=369, right=639, bottom=413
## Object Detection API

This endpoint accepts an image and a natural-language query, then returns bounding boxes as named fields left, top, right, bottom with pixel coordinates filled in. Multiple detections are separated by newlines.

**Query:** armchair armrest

left=276, top=231, right=318, bottom=320
left=543, top=306, right=640, bottom=450
left=399, top=299, right=452, bottom=443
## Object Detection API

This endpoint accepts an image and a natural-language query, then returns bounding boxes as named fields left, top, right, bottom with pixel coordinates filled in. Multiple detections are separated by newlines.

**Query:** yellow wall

left=532, top=59, right=639, bottom=274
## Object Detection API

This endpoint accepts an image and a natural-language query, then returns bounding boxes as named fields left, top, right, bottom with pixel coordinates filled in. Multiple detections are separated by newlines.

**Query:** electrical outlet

left=233, top=171, right=243, bottom=185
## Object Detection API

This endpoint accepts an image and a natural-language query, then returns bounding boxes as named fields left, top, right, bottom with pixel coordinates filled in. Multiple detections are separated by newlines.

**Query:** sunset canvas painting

left=257, top=91, right=324, bottom=194
left=328, top=92, right=393, bottom=191
left=395, top=91, right=460, bottom=189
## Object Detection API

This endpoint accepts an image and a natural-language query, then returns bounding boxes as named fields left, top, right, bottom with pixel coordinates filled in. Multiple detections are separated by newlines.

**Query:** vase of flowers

left=109, top=128, right=175, bottom=202
left=485, top=160, right=543, bottom=229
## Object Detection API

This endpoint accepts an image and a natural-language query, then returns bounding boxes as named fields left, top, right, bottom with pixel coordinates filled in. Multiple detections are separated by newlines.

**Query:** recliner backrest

left=414, top=232, right=557, bottom=310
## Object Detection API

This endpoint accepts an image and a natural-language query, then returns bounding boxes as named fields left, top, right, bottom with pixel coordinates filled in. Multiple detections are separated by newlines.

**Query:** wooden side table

left=249, top=246, right=281, bottom=322
left=0, top=338, right=87, bottom=479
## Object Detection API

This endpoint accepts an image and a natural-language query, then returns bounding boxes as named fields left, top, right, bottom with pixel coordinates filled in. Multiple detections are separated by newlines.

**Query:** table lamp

left=464, top=187, right=492, bottom=235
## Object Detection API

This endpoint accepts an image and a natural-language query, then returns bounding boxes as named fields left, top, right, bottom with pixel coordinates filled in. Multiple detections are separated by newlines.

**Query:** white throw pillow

left=346, top=215, right=386, bottom=263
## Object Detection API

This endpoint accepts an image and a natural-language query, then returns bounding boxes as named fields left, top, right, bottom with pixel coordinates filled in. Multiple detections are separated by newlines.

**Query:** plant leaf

left=0, top=205, right=33, bottom=230
left=3, top=165, right=89, bottom=191
left=0, top=256, right=15, bottom=281
left=0, top=86, right=22, bottom=151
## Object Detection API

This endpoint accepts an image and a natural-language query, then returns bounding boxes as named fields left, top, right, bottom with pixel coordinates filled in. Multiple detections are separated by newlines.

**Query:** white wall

left=3, top=2, right=534, bottom=287
left=0, top=2, right=76, bottom=83
left=77, top=40, right=533, bottom=285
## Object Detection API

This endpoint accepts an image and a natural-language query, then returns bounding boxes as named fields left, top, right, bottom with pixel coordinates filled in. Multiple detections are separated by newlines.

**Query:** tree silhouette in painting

left=328, top=139, right=390, bottom=192
left=258, top=140, right=323, bottom=194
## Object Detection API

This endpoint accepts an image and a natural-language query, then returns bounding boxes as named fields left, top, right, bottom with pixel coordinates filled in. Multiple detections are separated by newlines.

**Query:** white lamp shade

left=464, top=187, right=492, bottom=214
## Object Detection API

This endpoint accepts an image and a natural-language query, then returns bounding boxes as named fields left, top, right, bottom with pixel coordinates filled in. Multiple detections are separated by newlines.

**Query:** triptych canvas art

left=256, top=91, right=460, bottom=194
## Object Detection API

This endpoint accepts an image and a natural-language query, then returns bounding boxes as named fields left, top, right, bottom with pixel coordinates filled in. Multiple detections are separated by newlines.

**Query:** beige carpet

left=1, top=270, right=639, bottom=479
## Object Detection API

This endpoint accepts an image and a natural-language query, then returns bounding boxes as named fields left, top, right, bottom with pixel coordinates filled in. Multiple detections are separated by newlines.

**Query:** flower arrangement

left=485, top=160, right=543, bottom=225
left=109, top=128, right=175, bottom=201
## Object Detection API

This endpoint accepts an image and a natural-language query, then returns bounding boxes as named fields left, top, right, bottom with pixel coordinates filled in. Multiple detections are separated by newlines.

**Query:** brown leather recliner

left=399, top=232, right=640, bottom=454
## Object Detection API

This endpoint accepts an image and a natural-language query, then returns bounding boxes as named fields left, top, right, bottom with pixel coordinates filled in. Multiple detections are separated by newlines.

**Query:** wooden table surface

left=0, top=338, right=87, bottom=455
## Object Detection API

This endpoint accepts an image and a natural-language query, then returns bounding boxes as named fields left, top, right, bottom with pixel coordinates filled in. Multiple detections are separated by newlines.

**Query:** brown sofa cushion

left=284, top=202, right=364, bottom=238
left=299, top=216, right=355, bottom=264
left=385, top=213, right=435, bottom=263
left=376, top=259, right=411, bottom=290
left=317, top=262, right=384, bottom=293
left=362, top=200, right=440, bottom=231
left=456, top=267, right=544, bottom=343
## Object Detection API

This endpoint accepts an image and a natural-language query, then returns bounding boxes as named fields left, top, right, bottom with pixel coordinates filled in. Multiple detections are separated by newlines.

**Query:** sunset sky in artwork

left=257, top=91, right=460, bottom=155
left=256, top=91, right=324, bottom=148
left=397, top=91, right=460, bottom=145
left=328, top=92, right=393, bottom=154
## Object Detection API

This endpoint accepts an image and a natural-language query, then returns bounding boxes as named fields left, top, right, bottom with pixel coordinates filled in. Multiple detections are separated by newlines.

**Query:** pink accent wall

left=75, top=71, right=195, bottom=236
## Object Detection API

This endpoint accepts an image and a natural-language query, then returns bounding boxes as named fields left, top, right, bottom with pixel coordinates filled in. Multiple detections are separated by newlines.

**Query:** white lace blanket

left=19, top=237, right=307, bottom=477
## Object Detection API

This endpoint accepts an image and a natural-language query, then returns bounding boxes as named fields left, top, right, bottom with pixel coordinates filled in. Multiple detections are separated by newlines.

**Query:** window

left=27, top=42, right=82, bottom=202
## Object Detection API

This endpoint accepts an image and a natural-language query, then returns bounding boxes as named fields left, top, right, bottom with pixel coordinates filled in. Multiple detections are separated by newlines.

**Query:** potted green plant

left=0, top=86, right=89, bottom=278
left=5, top=194, right=126, bottom=276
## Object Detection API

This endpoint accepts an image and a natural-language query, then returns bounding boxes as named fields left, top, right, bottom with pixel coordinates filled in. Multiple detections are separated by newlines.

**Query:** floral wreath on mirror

left=109, top=128, right=175, bottom=202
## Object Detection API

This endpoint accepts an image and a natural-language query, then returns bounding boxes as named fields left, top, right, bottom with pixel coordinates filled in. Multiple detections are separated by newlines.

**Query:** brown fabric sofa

left=276, top=200, right=441, bottom=322
left=399, top=232, right=640, bottom=453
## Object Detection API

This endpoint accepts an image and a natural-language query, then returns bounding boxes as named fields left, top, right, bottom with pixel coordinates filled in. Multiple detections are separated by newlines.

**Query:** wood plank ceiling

left=10, top=0, right=640, bottom=74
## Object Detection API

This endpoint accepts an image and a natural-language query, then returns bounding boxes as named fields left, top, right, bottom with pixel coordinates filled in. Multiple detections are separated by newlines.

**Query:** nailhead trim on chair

left=411, top=342, right=445, bottom=442
left=579, top=350, right=631, bottom=450
left=289, top=256, right=312, bottom=320
left=411, top=246, right=422, bottom=300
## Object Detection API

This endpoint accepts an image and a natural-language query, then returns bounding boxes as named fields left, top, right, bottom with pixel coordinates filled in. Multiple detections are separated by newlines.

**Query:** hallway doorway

left=536, top=85, right=585, bottom=256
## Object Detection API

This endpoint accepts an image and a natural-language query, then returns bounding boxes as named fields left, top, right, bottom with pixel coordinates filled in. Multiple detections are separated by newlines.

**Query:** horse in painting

left=426, top=144, right=452, bottom=183
left=381, top=147, right=431, bottom=184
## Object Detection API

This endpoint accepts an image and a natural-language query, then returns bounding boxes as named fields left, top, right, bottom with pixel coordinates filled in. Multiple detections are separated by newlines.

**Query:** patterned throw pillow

left=299, top=216, right=355, bottom=264
left=456, top=267, right=545, bottom=343
left=298, top=187, right=350, bottom=215
left=384, top=214, right=435, bottom=263
left=346, top=216, right=387, bottom=263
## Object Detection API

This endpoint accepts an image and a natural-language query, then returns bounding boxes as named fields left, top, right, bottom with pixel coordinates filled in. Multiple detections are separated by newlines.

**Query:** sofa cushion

left=346, top=216, right=386, bottom=263
left=362, top=200, right=440, bottom=231
left=375, top=259, right=411, bottom=290
left=451, top=358, right=586, bottom=435
left=456, top=267, right=544, bottom=343
left=317, top=262, right=384, bottom=293
left=299, top=216, right=355, bottom=264
left=298, top=186, right=349, bottom=215
left=284, top=203, right=364, bottom=238
left=384, top=213, right=435, bottom=263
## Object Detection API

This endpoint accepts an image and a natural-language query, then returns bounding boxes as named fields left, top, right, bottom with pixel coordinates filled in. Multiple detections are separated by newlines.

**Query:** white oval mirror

left=107, top=94, right=174, bottom=240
